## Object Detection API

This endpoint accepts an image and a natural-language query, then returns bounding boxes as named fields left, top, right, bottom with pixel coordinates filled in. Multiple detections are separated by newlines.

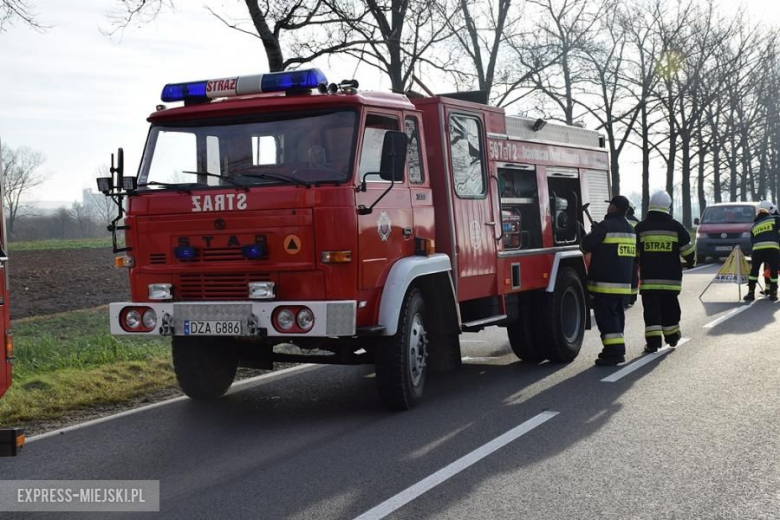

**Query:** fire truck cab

left=101, top=69, right=610, bottom=410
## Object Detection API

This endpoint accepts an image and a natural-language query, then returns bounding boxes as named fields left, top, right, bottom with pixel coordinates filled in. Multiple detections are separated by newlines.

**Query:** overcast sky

left=0, top=0, right=777, bottom=204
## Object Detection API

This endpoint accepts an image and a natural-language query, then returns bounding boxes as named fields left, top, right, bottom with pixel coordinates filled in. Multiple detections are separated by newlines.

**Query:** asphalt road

left=3, top=262, right=780, bottom=519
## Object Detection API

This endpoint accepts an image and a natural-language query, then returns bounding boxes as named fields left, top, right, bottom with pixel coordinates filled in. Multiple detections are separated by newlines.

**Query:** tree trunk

left=681, top=133, right=692, bottom=229
left=244, top=0, right=285, bottom=72
left=641, top=105, right=650, bottom=215
left=713, top=141, right=722, bottom=203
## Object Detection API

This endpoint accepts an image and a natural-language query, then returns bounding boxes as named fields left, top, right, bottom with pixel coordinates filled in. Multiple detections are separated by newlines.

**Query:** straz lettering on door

left=191, top=193, right=247, bottom=212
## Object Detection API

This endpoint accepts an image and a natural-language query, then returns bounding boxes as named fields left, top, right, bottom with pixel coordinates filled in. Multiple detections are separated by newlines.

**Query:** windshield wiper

left=233, top=169, right=312, bottom=188
left=180, top=170, right=249, bottom=191
left=138, top=181, right=195, bottom=194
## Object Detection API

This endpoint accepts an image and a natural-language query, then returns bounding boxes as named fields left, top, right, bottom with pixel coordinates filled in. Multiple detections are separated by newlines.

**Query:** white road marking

left=601, top=338, right=690, bottom=383
left=353, top=411, right=559, bottom=520
left=27, top=364, right=318, bottom=443
left=702, top=303, right=755, bottom=329
left=684, top=263, right=718, bottom=274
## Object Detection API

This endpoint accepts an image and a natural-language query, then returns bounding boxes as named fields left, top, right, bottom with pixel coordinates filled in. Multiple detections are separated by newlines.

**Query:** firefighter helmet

left=758, top=200, right=773, bottom=214
left=649, top=191, right=672, bottom=213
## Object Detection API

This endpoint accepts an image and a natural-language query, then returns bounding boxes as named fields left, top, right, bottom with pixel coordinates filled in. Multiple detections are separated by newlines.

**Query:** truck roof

left=148, top=90, right=417, bottom=123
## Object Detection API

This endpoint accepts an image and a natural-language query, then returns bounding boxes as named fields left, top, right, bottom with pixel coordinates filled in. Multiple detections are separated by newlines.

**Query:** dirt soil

left=9, top=248, right=129, bottom=320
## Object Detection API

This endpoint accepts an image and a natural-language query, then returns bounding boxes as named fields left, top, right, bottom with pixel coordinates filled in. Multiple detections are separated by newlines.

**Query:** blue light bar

left=160, top=69, right=328, bottom=103
left=174, top=245, right=196, bottom=261
left=161, top=81, right=208, bottom=103
left=260, top=69, right=328, bottom=93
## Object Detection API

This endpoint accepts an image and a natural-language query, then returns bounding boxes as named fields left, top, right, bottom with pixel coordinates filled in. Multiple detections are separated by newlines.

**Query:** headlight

left=742, top=232, right=751, bottom=238
left=142, top=309, right=158, bottom=329
left=296, top=308, right=314, bottom=331
left=248, top=281, right=275, bottom=300
left=276, top=309, right=295, bottom=330
left=125, top=310, right=142, bottom=329
left=148, top=283, right=173, bottom=300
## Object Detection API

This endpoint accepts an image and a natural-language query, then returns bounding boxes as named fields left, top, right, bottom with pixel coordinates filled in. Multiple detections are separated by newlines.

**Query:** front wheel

left=172, top=336, right=238, bottom=400
left=375, top=288, right=428, bottom=410
left=537, top=267, right=586, bottom=362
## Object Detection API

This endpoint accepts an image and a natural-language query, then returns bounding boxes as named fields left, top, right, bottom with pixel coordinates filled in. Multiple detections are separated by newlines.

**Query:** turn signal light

left=114, top=255, right=135, bottom=268
left=414, top=237, right=435, bottom=256
left=321, top=250, right=352, bottom=263
left=5, top=332, right=13, bottom=361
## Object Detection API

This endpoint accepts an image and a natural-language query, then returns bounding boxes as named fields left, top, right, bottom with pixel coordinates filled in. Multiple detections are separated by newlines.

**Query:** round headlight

left=125, top=309, right=142, bottom=329
left=142, top=309, right=158, bottom=329
left=276, top=309, right=295, bottom=330
left=296, top=308, right=314, bottom=331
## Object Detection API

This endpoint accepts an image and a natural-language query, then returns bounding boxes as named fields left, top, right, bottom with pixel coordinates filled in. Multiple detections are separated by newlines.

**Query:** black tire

left=507, top=298, right=547, bottom=363
left=428, top=332, right=462, bottom=372
left=536, top=267, right=586, bottom=362
left=172, top=336, right=238, bottom=400
left=375, top=288, right=428, bottom=410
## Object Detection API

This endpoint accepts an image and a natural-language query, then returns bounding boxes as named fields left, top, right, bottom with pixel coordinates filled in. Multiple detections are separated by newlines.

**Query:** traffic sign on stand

left=699, top=245, right=755, bottom=301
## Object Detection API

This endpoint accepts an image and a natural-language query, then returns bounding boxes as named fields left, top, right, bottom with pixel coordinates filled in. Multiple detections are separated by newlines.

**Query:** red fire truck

left=98, top=69, right=610, bottom=410
left=0, top=137, right=24, bottom=456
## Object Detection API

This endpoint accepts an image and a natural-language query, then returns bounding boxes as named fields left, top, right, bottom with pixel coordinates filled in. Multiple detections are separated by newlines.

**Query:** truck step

left=462, top=315, right=508, bottom=330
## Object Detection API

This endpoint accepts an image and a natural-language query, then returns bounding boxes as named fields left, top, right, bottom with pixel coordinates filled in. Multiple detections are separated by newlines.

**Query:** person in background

left=761, top=202, right=780, bottom=294
left=744, top=200, right=780, bottom=302
left=635, top=191, right=696, bottom=353
left=581, top=195, right=636, bottom=366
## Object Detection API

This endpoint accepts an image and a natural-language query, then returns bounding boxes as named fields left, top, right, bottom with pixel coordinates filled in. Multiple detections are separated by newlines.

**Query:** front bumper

left=109, top=301, right=356, bottom=337
left=696, top=237, right=752, bottom=257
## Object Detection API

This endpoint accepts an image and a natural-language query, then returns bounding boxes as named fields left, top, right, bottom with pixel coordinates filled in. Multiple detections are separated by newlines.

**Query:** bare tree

left=108, top=1, right=365, bottom=73
left=0, top=143, right=47, bottom=239
left=70, top=201, right=95, bottom=237
left=0, top=0, right=44, bottom=32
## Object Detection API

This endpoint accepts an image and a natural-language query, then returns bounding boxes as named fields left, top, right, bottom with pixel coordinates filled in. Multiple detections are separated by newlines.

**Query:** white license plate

left=184, top=320, right=242, bottom=336
left=715, top=245, right=734, bottom=251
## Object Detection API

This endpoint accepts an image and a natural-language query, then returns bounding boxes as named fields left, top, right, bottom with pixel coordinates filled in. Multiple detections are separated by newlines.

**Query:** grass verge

left=0, top=307, right=175, bottom=427
left=10, top=237, right=113, bottom=251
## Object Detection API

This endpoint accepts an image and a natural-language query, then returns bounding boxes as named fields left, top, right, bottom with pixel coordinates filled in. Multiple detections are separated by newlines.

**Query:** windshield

left=138, top=110, right=357, bottom=189
left=701, top=205, right=755, bottom=224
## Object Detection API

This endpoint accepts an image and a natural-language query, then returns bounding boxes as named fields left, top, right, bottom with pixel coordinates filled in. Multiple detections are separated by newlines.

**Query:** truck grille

left=707, top=233, right=741, bottom=239
left=178, top=273, right=273, bottom=301
left=150, top=253, right=167, bottom=265
left=200, top=247, right=245, bottom=262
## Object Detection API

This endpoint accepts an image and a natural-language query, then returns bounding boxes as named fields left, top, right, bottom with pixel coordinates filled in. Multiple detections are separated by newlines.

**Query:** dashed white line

left=27, top=364, right=318, bottom=443
left=353, top=411, right=559, bottom=520
left=601, top=338, right=691, bottom=383
left=702, top=303, right=754, bottom=329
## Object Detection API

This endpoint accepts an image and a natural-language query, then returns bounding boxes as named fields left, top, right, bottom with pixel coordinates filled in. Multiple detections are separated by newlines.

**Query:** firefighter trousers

left=749, top=249, right=779, bottom=296
left=641, top=292, right=682, bottom=349
left=591, top=295, right=627, bottom=359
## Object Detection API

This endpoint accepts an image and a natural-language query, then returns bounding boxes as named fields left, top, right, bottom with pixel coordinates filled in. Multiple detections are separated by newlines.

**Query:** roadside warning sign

left=711, top=246, right=751, bottom=284
left=699, top=245, right=754, bottom=301
left=284, top=235, right=301, bottom=255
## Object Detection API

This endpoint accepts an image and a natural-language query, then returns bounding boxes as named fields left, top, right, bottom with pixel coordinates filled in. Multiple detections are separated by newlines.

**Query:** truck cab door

left=446, top=112, right=498, bottom=300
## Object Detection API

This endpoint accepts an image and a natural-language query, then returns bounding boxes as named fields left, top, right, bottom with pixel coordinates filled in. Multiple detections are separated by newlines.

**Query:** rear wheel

left=507, top=298, right=546, bottom=363
left=536, top=267, right=586, bottom=362
left=375, top=288, right=428, bottom=410
left=172, top=336, right=238, bottom=400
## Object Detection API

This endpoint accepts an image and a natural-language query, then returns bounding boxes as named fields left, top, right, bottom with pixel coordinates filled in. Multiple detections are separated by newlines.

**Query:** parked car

left=694, top=202, right=758, bottom=262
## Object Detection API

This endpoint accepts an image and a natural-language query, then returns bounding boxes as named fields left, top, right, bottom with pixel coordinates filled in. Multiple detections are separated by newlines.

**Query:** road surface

left=3, top=262, right=779, bottom=519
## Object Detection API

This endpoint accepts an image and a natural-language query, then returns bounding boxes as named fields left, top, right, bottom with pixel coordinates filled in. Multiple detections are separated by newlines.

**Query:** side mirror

left=378, top=131, right=407, bottom=182
left=110, top=147, right=125, bottom=191
left=694, top=218, right=700, bottom=226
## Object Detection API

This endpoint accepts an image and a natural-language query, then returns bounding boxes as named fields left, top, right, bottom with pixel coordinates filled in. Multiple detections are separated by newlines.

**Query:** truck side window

left=449, top=114, right=486, bottom=197
left=499, top=167, right=542, bottom=250
left=405, top=117, right=424, bottom=184
left=359, top=114, right=400, bottom=182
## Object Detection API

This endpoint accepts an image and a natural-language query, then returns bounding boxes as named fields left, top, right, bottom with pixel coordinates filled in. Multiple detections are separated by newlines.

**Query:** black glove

left=686, top=258, right=696, bottom=269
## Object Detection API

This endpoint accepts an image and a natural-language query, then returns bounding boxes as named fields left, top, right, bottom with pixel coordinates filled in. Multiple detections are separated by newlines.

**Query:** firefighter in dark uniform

left=760, top=202, right=780, bottom=294
left=744, top=200, right=780, bottom=302
left=581, top=195, right=636, bottom=366
left=635, top=191, right=695, bottom=353
left=626, top=201, right=640, bottom=308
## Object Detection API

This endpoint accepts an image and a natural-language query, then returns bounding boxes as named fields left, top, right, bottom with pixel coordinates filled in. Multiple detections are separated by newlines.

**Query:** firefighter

left=635, top=191, right=695, bottom=353
left=581, top=195, right=636, bottom=366
left=626, top=201, right=640, bottom=308
left=761, top=202, right=780, bottom=294
left=744, top=200, right=780, bottom=302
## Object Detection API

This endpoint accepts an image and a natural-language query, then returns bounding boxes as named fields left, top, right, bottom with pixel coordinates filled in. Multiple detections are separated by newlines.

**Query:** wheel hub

left=409, top=313, right=428, bottom=387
